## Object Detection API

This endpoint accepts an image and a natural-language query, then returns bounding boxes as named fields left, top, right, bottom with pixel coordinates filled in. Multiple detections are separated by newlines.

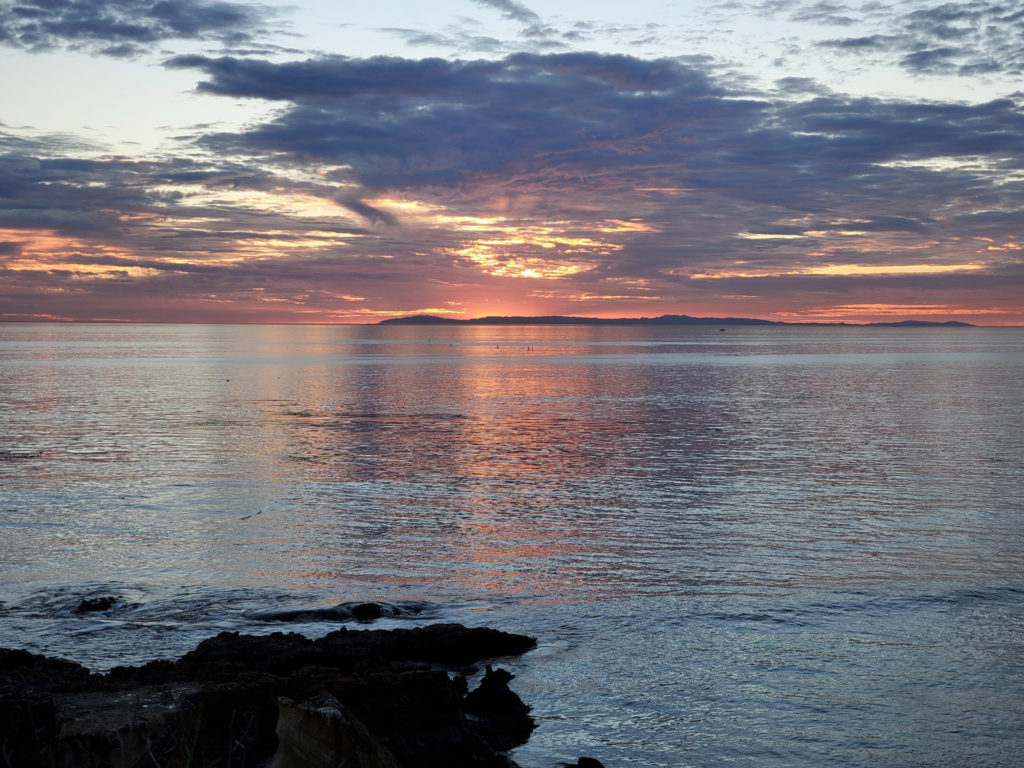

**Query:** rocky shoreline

left=0, top=619, right=603, bottom=767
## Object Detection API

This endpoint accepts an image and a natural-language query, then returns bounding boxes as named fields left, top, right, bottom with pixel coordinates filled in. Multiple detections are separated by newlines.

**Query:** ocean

left=1, top=322, right=1022, bottom=767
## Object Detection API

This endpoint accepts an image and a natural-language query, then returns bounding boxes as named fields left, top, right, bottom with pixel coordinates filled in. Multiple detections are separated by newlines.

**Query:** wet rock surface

left=0, top=623, right=538, bottom=768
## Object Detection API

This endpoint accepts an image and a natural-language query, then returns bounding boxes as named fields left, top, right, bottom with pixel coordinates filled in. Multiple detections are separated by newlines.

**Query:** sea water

left=1, top=323, right=1022, bottom=767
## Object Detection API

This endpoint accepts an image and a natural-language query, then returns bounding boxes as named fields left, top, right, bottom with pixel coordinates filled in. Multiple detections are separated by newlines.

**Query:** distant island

left=379, top=314, right=974, bottom=327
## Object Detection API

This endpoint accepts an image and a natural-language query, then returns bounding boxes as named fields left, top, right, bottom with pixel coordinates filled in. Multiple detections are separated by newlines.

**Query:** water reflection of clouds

left=7, top=323, right=1017, bottom=599
left=256, top=341, right=763, bottom=598
left=259, top=353, right=607, bottom=596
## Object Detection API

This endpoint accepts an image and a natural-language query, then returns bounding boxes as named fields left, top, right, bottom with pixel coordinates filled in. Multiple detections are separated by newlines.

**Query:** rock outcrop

left=76, top=595, right=118, bottom=612
left=0, top=623, right=537, bottom=768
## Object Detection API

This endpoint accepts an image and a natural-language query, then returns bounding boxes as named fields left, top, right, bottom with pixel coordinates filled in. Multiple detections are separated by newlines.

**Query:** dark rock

left=76, top=596, right=117, bottom=612
left=573, top=758, right=606, bottom=768
left=352, top=602, right=385, bottom=622
left=464, top=665, right=535, bottom=752
left=47, top=683, right=205, bottom=767
left=271, top=693, right=401, bottom=768
left=0, top=647, right=93, bottom=682
left=175, top=629, right=320, bottom=678
left=0, top=623, right=538, bottom=768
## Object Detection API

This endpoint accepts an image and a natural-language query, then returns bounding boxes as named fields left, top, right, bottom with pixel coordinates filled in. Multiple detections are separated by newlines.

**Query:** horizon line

left=4, top=315, right=1019, bottom=327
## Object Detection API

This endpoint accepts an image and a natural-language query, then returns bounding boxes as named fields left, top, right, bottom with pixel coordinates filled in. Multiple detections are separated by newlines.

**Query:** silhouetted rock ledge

left=0, top=623, right=539, bottom=768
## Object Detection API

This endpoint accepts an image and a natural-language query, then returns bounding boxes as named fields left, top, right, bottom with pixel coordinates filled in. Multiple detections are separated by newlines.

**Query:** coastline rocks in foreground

left=0, top=623, right=537, bottom=768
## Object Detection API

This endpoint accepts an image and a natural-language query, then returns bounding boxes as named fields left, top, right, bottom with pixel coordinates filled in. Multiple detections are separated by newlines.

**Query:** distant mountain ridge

left=379, top=314, right=974, bottom=327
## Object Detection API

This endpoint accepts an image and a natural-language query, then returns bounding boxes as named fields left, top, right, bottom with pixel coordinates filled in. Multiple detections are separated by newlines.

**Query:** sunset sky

left=1, top=0, right=1023, bottom=324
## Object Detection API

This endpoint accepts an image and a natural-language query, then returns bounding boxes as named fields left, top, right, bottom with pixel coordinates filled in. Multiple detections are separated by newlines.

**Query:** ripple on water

left=2, top=324, right=1023, bottom=767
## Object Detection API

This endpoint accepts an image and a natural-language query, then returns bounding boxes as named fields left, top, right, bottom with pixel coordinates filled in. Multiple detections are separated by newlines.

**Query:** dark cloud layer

left=0, top=0, right=275, bottom=57
left=168, top=52, right=738, bottom=189
left=168, top=51, right=1024, bottom=202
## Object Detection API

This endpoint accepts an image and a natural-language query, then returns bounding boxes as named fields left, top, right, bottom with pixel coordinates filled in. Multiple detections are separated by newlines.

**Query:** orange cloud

left=690, top=263, right=985, bottom=279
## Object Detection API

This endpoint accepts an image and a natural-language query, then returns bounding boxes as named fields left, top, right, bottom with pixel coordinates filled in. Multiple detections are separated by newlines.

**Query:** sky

left=1, top=0, right=1023, bottom=324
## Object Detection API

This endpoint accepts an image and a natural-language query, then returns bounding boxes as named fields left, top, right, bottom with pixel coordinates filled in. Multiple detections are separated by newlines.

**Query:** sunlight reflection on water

left=1, top=323, right=1023, bottom=766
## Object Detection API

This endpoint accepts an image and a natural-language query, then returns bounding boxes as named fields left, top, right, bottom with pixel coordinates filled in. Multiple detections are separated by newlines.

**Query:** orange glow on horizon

left=770, top=303, right=1024, bottom=324
left=3, top=221, right=1019, bottom=325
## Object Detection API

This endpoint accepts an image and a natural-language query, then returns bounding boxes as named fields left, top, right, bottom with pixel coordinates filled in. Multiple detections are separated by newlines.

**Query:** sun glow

left=454, top=244, right=594, bottom=278
left=450, top=227, right=619, bottom=279
left=0, top=228, right=162, bottom=279
left=173, top=186, right=372, bottom=222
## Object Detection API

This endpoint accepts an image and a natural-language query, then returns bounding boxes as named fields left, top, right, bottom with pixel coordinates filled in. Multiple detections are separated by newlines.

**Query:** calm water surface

left=1, top=323, right=1022, bottom=767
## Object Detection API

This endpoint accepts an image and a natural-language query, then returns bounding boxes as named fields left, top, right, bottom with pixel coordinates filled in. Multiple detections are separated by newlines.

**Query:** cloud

left=468, top=0, right=562, bottom=45
left=166, top=53, right=510, bottom=100
left=0, top=142, right=414, bottom=321
left=335, top=197, right=399, bottom=226
left=470, top=0, right=542, bottom=25
left=790, top=1, right=859, bottom=26
left=900, top=46, right=962, bottom=73
left=815, top=34, right=898, bottom=51
left=167, top=52, right=731, bottom=189
left=166, top=51, right=1024, bottom=213
left=377, top=27, right=507, bottom=54
left=0, top=0, right=278, bottom=56
left=4, top=48, right=1023, bottom=322
left=804, top=0, right=1024, bottom=77
left=775, top=76, right=832, bottom=95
